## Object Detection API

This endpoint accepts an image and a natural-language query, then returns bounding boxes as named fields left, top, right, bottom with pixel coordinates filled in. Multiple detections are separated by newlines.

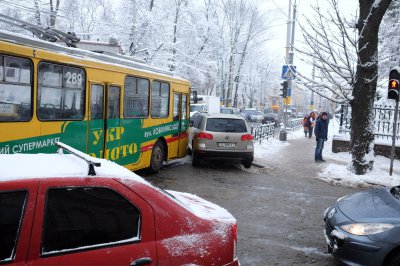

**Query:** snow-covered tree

left=379, top=1, right=400, bottom=77
left=297, top=0, right=393, bottom=175
left=296, top=0, right=356, bottom=104
left=31, top=0, right=60, bottom=28
left=0, top=0, right=274, bottom=109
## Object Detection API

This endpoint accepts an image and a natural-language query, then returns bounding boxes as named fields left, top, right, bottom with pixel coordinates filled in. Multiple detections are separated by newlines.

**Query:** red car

left=0, top=143, right=239, bottom=266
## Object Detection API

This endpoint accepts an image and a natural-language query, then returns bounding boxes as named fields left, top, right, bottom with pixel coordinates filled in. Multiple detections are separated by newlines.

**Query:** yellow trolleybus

left=0, top=30, right=190, bottom=173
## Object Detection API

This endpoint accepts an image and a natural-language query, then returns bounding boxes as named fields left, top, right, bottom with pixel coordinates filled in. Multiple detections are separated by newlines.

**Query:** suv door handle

left=130, top=257, right=152, bottom=266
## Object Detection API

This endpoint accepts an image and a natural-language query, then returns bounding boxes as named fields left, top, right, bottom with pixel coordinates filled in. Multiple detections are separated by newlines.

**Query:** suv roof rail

left=56, top=142, right=101, bottom=176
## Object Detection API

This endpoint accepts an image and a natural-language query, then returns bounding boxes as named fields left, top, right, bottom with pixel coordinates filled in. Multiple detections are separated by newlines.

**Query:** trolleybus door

left=88, top=83, right=105, bottom=158
left=88, top=83, right=121, bottom=160
left=179, top=93, right=189, bottom=157
left=172, top=93, right=189, bottom=158
left=104, top=85, right=121, bottom=162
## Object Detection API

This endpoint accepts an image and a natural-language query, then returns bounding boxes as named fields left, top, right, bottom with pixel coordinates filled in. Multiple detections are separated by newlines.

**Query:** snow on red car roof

left=0, top=151, right=147, bottom=184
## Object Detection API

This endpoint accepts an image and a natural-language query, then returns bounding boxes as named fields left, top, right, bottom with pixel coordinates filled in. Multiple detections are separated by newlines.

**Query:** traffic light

left=193, top=90, right=198, bottom=103
left=280, top=81, right=288, bottom=98
left=388, top=69, right=400, bottom=100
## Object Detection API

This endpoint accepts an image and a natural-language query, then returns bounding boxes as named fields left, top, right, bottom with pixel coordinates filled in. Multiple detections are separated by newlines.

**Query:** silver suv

left=188, top=113, right=254, bottom=168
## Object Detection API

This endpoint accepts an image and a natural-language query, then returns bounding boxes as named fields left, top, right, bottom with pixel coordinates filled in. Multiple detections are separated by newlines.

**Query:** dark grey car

left=323, top=186, right=400, bottom=266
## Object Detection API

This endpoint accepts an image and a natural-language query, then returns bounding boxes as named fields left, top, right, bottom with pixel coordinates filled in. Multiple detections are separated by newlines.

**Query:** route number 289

left=65, top=72, right=83, bottom=86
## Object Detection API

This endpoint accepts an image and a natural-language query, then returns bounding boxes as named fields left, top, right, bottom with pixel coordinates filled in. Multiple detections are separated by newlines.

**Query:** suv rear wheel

left=192, top=150, right=201, bottom=167
left=243, top=160, right=252, bottom=169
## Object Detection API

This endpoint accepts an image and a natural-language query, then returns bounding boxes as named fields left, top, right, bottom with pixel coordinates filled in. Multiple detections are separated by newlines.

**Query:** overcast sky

left=261, top=0, right=358, bottom=79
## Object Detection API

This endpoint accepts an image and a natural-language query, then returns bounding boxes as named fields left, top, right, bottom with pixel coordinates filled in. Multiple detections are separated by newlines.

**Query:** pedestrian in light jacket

left=314, top=112, right=328, bottom=162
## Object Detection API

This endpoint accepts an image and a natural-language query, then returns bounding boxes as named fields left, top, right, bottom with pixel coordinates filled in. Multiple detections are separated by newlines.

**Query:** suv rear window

left=0, top=190, right=27, bottom=262
left=206, top=118, right=247, bottom=132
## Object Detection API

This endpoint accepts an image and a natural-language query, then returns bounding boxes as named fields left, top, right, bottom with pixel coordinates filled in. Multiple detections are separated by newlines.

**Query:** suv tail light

left=197, top=132, right=213, bottom=140
left=241, top=134, right=254, bottom=141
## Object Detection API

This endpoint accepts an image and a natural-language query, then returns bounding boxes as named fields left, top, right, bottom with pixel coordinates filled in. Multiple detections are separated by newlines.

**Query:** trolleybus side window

left=91, top=84, right=104, bottom=120
left=0, top=55, right=32, bottom=122
left=182, top=94, right=188, bottom=120
left=38, top=62, right=85, bottom=120
left=151, top=81, right=169, bottom=118
left=108, top=86, right=120, bottom=119
left=124, top=76, right=149, bottom=118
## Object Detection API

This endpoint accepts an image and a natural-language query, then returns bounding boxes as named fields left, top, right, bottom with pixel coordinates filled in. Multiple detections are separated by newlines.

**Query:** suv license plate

left=218, top=142, right=236, bottom=148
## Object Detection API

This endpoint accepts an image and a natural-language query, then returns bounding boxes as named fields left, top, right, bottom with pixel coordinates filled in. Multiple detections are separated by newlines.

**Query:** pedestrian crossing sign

left=281, top=65, right=296, bottom=80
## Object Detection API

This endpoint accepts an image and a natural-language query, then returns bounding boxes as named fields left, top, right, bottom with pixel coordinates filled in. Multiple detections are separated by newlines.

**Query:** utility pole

left=280, top=0, right=297, bottom=141
left=283, top=0, right=292, bottom=130
left=388, top=68, right=400, bottom=176
left=288, top=0, right=297, bottom=106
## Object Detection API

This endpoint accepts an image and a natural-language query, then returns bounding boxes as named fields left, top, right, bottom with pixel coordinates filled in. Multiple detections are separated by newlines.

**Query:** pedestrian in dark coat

left=314, top=112, right=329, bottom=162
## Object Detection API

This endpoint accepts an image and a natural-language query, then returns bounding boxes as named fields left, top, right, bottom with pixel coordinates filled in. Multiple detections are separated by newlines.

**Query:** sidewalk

left=253, top=130, right=334, bottom=180
left=252, top=121, right=400, bottom=188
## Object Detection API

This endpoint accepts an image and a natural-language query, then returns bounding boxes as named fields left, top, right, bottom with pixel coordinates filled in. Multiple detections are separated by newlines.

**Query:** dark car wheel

left=243, top=160, right=252, bottom=169
left=149, top=141, right=164, bottom=173
left=386, top=252, right=400, bottom=266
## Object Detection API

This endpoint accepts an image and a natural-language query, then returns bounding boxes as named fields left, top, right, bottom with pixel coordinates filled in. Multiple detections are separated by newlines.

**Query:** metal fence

left=339, top=104, right=400, bottom=140
left=286, top=118, right=303, bottom=131
left=251, top=122, right=275, bottom=143
left=250, top=118, right=303, bottom=143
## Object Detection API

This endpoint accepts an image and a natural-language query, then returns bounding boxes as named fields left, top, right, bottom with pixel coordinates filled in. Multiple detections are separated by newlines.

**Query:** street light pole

left=280, top=0, right=296, bottom=140
left=390, top=99, right=399, bottom=176
left=288, top=0, right=297, bottom=107
left=283, top=0, right=292, bottom=131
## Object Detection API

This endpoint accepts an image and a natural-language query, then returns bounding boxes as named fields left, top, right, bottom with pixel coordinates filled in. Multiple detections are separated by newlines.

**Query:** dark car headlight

left=340, top=223, right=395, bottom=236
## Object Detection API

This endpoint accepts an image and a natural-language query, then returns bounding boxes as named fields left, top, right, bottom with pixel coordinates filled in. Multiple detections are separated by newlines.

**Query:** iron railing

left=339, top=104, right=400, bottom=140
left=251, top=123, right=275, bottom=143
left=286, top=118, right=303, bottom=131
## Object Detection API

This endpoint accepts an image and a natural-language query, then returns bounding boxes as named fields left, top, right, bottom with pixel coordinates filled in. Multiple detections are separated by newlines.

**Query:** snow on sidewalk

left=321, top=150, right=400, bottom=188
left=253, top=118, right=400, bottom=188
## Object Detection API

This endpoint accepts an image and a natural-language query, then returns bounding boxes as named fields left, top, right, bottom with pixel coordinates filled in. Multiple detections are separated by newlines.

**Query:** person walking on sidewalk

left=302, top=115, right=310, bottom=137
left=314, top=112, right=328, bottom=162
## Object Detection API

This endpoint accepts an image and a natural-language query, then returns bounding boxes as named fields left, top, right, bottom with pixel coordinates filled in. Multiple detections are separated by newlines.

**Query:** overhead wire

left=0, top=0, right=129, bottom=30
left=269, top=0, right=289, bottom=20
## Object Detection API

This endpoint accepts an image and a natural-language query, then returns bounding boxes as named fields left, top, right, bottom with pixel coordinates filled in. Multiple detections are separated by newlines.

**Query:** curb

left=251, top=162, right=266, bottom=168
